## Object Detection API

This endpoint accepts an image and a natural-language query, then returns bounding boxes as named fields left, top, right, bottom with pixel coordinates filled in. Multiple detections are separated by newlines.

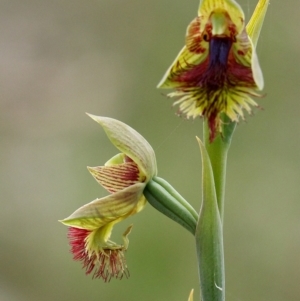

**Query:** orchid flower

left=60, top=114, right=157, bottom=282
left=158, top=0, right=269, bottom=142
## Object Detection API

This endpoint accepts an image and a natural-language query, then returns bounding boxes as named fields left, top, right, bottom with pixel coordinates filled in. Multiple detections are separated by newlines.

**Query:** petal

left=249, top=40, right=264, bottom=90
left=187, top=289, right=194, bottom=301
left=121, top=224, right=133, bottom=250
left=230, top=30, right=264, bottom=90
left=68, top=226, right=130, bottom=281
left=198, top=0, right=245, bottom=35
left=157, top=47, right=208, bottom=89
left=59, top=183, right=146, bottom=230
left=157, top=17, right=209, bottom=89
left=87, top=114, right=157, bottom=181
left=88, top=157, right=145, bottom=193
left=246, top=0, right=269, bottom=48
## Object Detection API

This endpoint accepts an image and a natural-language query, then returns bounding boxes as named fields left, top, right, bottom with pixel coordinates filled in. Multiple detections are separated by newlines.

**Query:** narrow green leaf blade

left=195, top=137, right=225, bottom=301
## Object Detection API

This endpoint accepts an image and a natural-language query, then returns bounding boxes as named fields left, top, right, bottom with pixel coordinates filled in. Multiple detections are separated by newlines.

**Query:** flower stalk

left=203, top=114, right=236, bottom=221
left=144, top=177, right=198, bottom=235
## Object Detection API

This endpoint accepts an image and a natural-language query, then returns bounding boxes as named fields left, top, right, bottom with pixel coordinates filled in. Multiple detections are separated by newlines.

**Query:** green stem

left=203, top=114, right=236, bottom=222
left=153, top=176, right=198, bottom=221
left=144, top=179, right=197, bottom=235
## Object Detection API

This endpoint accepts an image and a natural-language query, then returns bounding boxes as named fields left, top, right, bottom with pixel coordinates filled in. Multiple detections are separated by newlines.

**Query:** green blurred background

left=1, top=0, right=299, bottom=300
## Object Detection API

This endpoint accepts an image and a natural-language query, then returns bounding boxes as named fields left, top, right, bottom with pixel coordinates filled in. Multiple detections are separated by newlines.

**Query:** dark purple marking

left=208, top=37, right=232, bottom=68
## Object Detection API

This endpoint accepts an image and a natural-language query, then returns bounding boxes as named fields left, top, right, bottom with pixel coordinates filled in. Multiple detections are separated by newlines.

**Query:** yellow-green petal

left=157, top=16, right=209, bottom=89
left=59, top=183, right=146, bottom=230
left=157, top=45, right=206, bottom=89
left=246, top=0, right=269, bottom=48
left=187, top=289, right=194, bottom=301
left=87, top=114, right=157, bottom=181
left=198, top=0, right=245, bottom=34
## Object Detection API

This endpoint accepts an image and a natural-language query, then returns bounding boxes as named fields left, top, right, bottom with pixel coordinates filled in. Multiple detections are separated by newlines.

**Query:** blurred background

left=1, top=0, right=299, bottom=300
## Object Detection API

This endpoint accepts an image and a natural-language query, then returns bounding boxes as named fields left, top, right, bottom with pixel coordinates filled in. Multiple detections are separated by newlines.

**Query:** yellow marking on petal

left=246, top=0, right=269, bottom=48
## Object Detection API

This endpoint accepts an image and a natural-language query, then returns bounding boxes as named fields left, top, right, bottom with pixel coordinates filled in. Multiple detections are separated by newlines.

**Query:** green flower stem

left=203, top=114, right=236, bottom=222
left=144, top=179, right=198, bottom=235
left=152, top=176, right=198, bottom=221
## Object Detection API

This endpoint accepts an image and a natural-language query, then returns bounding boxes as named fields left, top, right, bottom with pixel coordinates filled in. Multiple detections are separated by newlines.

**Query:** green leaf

left=195, top=137, right=225, bottom=301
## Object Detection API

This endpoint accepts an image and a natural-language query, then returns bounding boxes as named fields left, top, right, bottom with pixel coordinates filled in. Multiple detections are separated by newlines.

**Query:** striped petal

left=158, top=16, right=209, bottom=89
left=88, top=154, right=145, bottom=193
left=246, top=0, right=269, bottom=48
left=60, top=183, right=146, bottom=230
left=87, top=114, right=157, bottom=181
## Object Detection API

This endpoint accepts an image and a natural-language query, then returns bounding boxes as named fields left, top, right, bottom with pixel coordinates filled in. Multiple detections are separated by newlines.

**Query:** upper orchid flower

left=158, top=0, right=269, bottom=141
left=60, top=114, right=157, bottom=282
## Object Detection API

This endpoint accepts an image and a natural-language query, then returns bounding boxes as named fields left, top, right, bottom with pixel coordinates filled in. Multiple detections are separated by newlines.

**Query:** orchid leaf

left=195, top=137, right=225, bottom=301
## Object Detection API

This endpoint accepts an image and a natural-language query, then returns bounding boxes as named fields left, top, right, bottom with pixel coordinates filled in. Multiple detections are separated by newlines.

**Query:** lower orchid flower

left=60, top=114, right=157, bottom=282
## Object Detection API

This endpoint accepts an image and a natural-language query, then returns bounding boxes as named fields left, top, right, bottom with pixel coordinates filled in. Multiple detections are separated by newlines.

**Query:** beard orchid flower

left=158, top=0, right=269, bottom=142
left=60, top=114, right=157, bottom=282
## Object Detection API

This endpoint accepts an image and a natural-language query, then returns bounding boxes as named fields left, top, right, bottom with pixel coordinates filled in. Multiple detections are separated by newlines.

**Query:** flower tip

left=187, top=289, right=194, bottom=301
left=58, top=218, right=70, bottom=227
left=85, top=112, right=93, bottom=118
left=157, top=76, right=167, bottom=89
left=122, top=224, right=133, bottom=250
left=195, top=136, right=203, bottom=147
left=86, top=112, right=102, bottom=124
left=246, top=0, right=269, bottom=47
left=123, top=224, right=133, bottom=236
left=58, top=218, right=72, bottom=227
